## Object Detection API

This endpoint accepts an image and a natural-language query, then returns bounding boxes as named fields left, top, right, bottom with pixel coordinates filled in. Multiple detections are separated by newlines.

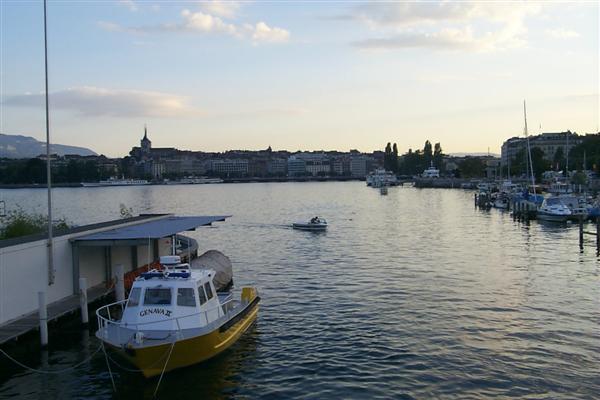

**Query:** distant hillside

left=0, top=133, right=97, bottom=158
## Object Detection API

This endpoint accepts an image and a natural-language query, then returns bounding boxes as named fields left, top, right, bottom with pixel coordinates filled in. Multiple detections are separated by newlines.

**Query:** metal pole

left=524, top=101, right=536, bottom=195
left=79, top=277, right=89, bottom=324
left=38, top=291, right=48, bottom=347
left=43, top=0, right=54, bottom=285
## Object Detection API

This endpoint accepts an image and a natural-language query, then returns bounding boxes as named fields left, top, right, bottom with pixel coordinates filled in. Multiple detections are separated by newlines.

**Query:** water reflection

left=0, top=184, right=598, bottom=399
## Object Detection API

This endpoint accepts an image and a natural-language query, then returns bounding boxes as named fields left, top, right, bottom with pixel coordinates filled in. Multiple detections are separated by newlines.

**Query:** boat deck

left=0, top=284, right=111, bottom=345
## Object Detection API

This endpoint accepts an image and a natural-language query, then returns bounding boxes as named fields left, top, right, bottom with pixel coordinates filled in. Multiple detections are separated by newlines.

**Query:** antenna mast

left=43, top=0, right=55, bottom=285
left=524, top=101, right=536, bottom=195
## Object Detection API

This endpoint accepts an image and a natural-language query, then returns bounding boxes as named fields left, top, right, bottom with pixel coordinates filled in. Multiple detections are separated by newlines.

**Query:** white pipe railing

left=96, top=298, right=236, bottom=337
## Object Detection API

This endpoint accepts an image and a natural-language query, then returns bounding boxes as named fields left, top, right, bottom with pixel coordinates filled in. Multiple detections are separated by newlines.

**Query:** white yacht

left=422, top=162, right=440, bottom=178
left=537, top=197, right=572, bottom=222
left=366, top=169, right=398, bottom=187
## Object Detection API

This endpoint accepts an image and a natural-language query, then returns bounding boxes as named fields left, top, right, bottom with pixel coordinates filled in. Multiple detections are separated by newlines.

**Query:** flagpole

left=43, top=0, right=54, bottom=285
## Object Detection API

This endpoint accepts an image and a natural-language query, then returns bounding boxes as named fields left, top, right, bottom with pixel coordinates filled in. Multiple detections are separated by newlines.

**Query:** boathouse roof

left=71, top=215, right=229, bottom=245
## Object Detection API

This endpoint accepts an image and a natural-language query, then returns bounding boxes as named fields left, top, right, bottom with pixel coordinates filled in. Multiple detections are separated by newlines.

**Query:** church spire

left=143, top=124, right=148, bottom=140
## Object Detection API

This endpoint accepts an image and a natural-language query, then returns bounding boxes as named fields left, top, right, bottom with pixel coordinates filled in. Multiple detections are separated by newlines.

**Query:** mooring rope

left=153, top=340, right=176, bottom=398
left=101, top=342, right=117, bottom=392
left=0, top=344, right=103, bottom=375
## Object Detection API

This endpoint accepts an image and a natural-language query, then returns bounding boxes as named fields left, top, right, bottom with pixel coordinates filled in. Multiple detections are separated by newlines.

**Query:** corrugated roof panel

left=73, top=215, right=229, bottom=241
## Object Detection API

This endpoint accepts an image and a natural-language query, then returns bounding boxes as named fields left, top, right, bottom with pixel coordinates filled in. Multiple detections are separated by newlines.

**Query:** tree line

left=0, top=158, right=113, bottom=184
left=383, top=140, right=445, bottom=175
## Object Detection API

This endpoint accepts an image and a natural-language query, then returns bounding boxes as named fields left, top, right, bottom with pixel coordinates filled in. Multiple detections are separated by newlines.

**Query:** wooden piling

left=79, top=277, right=89, bottom=325
left=38, top=291, right=48, bottom=347
left=579, top=215, right=584, bottom=250
left=115, top=264, right=125, bottom=302
left=596, top=217, right=600, bottom=253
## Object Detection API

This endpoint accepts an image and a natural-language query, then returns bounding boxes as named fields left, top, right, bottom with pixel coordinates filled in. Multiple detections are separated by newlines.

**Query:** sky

left=0, top=0, right=598, bottom=157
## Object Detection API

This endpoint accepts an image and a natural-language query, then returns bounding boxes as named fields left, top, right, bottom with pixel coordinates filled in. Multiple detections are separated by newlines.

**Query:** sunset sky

left=1, top=1, right=598, bottom=157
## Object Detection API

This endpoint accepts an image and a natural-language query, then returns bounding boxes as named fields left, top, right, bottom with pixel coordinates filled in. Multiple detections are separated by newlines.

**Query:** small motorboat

left=292, top=217, right=328, bottom=231
left=537, top=197, right=572, bottom=222
left=95, top=254, right=260, bottom=378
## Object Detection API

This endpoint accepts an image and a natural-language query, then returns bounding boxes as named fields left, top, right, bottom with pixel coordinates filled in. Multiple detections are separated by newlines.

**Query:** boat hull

left=109, top=296, right=259, bottom=378
left=537, top=212, right=569, bottom=222
left=292, top=223, right=327, bottom=231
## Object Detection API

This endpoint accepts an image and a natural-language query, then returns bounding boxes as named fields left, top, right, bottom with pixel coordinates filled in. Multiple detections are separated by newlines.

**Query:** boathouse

left=0, top=214, right=227, bottom=341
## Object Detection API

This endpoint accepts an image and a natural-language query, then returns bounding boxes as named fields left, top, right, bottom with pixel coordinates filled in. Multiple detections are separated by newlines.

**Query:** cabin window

left=144, top=288, right=172, bottom=305
left=128, top=288, right=141, bottom=307
left=177, top=288, right=196, bottom=307
left=198, top=285, right=207, bottom=305
left=204, top=282, right=214, bottom=300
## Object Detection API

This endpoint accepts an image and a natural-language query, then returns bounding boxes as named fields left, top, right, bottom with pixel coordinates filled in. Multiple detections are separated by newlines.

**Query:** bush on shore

left=0, top=209, right=69, bottom=240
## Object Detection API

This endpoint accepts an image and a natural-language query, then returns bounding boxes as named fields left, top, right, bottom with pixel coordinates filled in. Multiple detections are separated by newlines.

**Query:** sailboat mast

left=524, top=101, right=536, bottom=194
left=43, top=0, right=54, bottom=285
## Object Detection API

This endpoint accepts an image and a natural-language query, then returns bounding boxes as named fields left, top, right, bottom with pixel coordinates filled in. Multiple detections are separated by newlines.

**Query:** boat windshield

left=128, top=287, right=141, bottom=307
left=144, top=288, right=172, bottom=305
left=546, top=198, right=562, bottom=206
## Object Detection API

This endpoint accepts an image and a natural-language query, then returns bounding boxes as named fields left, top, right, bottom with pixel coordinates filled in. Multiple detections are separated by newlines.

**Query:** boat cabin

left=121, top=256, right=227, bottom=331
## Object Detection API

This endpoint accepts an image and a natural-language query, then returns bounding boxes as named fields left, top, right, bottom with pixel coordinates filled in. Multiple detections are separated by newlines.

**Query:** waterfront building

left=350, top=156, right=374, bottom=178
left=151, top=161, right=165, bottom=179
left=287, top=156, right=307, bottom=176
left=206, top=159, right=249, bottom=176
left=333, top=157, right=351, bottom=176
left=293, top=152, right=331, bottom=176
left=501, top=131, right=582, bottom=167
left=248, top=159, right=268, bottom=177
left=267, top=158, right=287, bottom=176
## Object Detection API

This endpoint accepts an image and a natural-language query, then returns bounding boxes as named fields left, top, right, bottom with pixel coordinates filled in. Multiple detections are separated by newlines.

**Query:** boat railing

left=96, top=297, right=237, bottom=343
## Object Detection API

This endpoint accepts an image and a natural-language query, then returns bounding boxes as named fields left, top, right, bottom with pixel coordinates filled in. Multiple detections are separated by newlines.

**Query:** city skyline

left=1, top=1, right=598, bottom=158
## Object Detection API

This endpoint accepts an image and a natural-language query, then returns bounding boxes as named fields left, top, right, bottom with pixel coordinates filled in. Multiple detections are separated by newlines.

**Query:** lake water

left=0, top=182, right=599, bottom=399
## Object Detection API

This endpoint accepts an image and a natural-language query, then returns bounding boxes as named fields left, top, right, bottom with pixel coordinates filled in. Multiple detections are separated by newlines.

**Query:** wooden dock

left=0, top=284, right=112, bottom=345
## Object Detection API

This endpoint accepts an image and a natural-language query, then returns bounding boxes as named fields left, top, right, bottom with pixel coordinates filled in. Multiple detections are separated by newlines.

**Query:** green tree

left=384, top=142, right=392, bottom=171
left=553, top=147, right=565, bottom=171
left=433, top=142, right=444, bottom=171
left=457, top=157, right=485, bottom=178
left=530, top=147, right=550, bottom=180
left=423, top=141, right=433, bottom=166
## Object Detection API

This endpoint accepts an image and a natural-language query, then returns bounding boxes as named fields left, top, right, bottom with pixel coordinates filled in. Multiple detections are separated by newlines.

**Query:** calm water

left=0, top=182, right=599, bottom=399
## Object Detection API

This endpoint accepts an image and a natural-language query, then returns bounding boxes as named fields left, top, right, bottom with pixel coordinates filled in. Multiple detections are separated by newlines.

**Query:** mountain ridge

left=0, top=133, right=97, bottom=158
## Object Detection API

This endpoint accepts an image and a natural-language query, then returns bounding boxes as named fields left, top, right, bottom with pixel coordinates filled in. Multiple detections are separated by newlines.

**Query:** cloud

left=345, top=2, right=542, bottom=52
left=545, top=28, right=580, bottom=39
left=181, top=9, right=237, bottom=35
left=4, top=87, right=195, bottom=118
left=199, top=1, right=242, bottom=19
left=99, top=8, right=290, bottom=44
left=243, top=21, right=290, bottom=44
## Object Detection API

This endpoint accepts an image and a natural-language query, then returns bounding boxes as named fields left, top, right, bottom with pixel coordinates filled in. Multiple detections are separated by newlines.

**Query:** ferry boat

left=95, top=255, right=260, bottom=378
left=82, top=177, right=150, bottom=187
left=292, top=216, right=328, bottom=231
left=166, top=177, right=224, bottom=185
left=366, top=169, right=398, bottom=187
left=421, top=162, right=440, bottom=178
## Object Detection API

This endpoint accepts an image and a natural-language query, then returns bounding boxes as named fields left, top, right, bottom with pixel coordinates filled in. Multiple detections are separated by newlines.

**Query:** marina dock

left=0, top=283, right=110, bottom=345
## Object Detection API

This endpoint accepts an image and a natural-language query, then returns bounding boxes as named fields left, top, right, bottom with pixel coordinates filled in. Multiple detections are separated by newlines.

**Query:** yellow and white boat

left=95, top=255, right=260, bottom=378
